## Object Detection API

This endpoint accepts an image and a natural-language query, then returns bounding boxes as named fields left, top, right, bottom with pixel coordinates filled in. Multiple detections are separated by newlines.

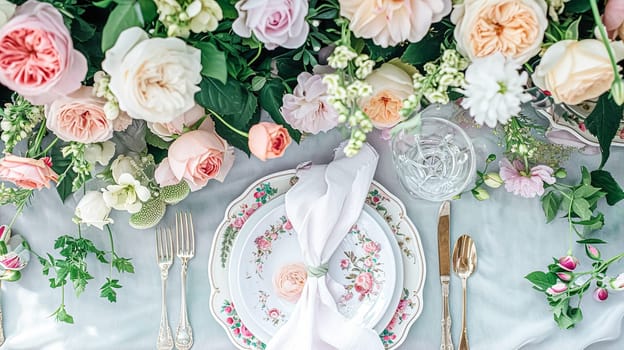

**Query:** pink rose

left=232, top=217, right=246, bottom=229
left=270, top=232, right=278, bottom=240
left=224, top=306, right=233, bottom=313
left=248, top=122, right=292, bottom=161
left=364, top=257, right=374, bottom=267
left=284, top=220, right=293, bottom=230
left=147, top=104, right=211, bottom=141
left=154, top=128, right=234, bottom=192
left=0, top=154, right=58, bottom=189
left=281, top=72, right=339, bottom=134
left=233, top=328, right=240, bottom=336
left=255, top=236, right=271, bottom=251
left=354, top=272, right=374, bottom=295
left=0, top=0, right=87, bottom=105
left=232, top=0, right=309, bottom=50
left=273, top=262, right=307, bottom=302
left=267, top=308, right=281, bottom=319
left=363, top=241, right=380, bottom=254
left=558, top=255, right=579, bottom=271
left=226, top=317, right=234, bottom=325
left=45, top=86, right=114, bottom=143
left=340, top=259, right=350, bottom=269
left=499, top=158, right=556, bottom=198
left=240, top=325, right=253, bottom=338
left=604, top=0, right=624, bottom=39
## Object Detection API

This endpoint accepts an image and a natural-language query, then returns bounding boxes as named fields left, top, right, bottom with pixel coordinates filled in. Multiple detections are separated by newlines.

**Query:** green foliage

left=101, top=1, right=142, bottom=52
left=100, top=278, right=122, bottom=302
left=585, top=93, right=624, bottom=168
left=591, top=170, right=624, bottom=205
left=196, top=42, right=228, bottom=84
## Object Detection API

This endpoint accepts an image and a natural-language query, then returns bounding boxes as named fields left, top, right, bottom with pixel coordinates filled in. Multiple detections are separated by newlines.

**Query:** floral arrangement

left=0, top=0, right=623, bottom=328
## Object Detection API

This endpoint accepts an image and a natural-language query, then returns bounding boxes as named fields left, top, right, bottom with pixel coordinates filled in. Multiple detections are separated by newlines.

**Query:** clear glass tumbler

left=391, top=106, right=476, bottom=201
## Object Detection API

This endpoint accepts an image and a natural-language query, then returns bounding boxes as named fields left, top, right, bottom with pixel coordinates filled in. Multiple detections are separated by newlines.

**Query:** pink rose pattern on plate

left=251, top=215, right=292, bottom=276
left=220, top=182, right=278, bottom=267
left=338, top=225, right=385, bottom=306
left=257, top=290, right=287, bottom=327
left=215, top=177, right=423, bottom=349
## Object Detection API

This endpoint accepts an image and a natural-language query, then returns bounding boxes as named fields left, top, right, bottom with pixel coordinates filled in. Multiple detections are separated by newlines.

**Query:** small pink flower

left=593, top=287, right=609, bottom=302
left=558, top=255, right=579, bottom=271
left=578, top=122, right=587, bottom=132
left=0, top=254, right=23, bottom=270
left=383, top=335, right=390, bottom=341
left=586, top=244, right=601, bottom=260
left=254, top=191, right=265, bottom=199
left=267, top=308, right=281, bottom=319
left=232, top=217, right=245, bottom=229
left=344, top=292, right=353, bottom=301
left=354, top=272, right=374, bottom=296
left=556, top=272, right=573, bottom=282
left=255, top=236, right=271, bottom=251
left=245, top=208, right=256, bottom=217
left=499, top=158, right=556, bottom=198
left=372, top=196, right=380, bottom=203
left=226, top=317, right=234, bottom=325
left=284, top=220, right=293, bottom=231
left=364, top=257, right=374, bottom=267
left=363, top=241, right=380, bottom=254
left=224, top=306, right=233, bottom=313
left=270, top=232, right=278, bottom=240
left=233, top=327, right=240, bottom=336
left=340, top=259, right=350, bottom=269
left=240, top=325, right=253, bottom=338
left=546, top=282, right=568, bottom=296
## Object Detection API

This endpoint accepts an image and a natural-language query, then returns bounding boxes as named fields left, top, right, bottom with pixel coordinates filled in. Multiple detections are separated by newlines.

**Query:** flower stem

left=589, top=0, right=622, bottom=88
left=106, top=225, right=115, bottom=277
left=248, top=46, right=263, bottom=66
left=35, top=137, right=59, bottom=158
left=205, top=108, right=249, bottom=138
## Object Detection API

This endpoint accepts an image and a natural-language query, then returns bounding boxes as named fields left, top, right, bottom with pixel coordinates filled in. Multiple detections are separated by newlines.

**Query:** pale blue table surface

left=1, top=109, right=623, bottom=350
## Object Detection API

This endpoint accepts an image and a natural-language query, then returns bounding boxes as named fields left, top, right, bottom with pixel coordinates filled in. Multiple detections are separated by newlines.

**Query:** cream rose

left=360, top=63, right=413, bottom=129
left=0, top=0, right=15, bottom=28
left=532, top=39, right=624, bottom=105
left=84, top=141, right=115, bottom=166
left=147, top=104, right=210, bottom=141
left=452, top=0, right=548, bottom=63
left=273, top=262, right=307, bottom=303
left=45, top=86, right=114, bottom=143
left=102, top=27, right=201, bottom=123
left=340, top=0, right=451, bottom=48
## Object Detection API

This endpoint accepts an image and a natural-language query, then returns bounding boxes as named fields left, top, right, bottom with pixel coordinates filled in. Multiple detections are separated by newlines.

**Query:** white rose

left=452, top=0, right=548, bottom=64
left=532, top=39, right=624, bottom=105
left=0, top=0, right=15, bottom=28
left=360, top=63, right=413, bottom=129
left=110, top=155, right=137, bottom=184
left=102, top=174, right=151, bottom=214
left=102, top=27, right=202, bottom=123
left=84, top=141, right=115, bottom=166
left=75, top=191, right=113, bottom=230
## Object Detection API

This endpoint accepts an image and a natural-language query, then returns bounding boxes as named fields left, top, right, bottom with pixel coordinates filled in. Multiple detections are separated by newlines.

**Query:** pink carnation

left=499, top=158, right=555, bottom=198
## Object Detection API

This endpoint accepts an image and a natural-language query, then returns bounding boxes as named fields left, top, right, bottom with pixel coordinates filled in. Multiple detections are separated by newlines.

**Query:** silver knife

left=438, top=201, right=453, bottom=350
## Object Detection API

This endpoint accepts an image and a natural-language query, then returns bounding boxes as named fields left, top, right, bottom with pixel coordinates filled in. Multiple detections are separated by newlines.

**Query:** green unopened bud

left=612, top=78, right=624, bottom=105
left=472, top=187, right=490, bottom=201
left=554, top=168, right=567, bottom=178
left=486, top=154, right=497, bottom=163
left=483, top=172, right=503, bottom=188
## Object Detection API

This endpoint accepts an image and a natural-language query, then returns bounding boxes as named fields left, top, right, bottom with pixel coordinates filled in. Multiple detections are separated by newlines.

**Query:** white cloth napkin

left=266, top=143, right=384, bottom=350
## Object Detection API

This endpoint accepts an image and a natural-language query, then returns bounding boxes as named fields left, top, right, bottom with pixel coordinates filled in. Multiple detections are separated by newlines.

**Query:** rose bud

left=593, top=287, right=609, bottom=302
left=558, top=255, right=578, bottom=271
left=546, top=282, right=568, bottom=296
left=556, top=272, right=573, bottom=282
left=610, top=273, right=624, bottom=290
left=585, top=244, right=601, bottom=261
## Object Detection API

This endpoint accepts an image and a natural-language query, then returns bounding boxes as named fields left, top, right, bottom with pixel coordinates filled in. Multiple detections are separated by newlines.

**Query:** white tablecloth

left=1, top=111, right=624, bottom=349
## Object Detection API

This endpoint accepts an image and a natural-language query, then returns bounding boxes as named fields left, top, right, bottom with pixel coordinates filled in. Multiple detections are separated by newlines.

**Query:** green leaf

left=55, top=306, right=74, bottom=324
left=581, top=166, right=591, bottom=185
left=138, top=0, right=158, bottom=24
left=576, top=238, right=607, bottom=244
left=401, top=35, right=441, bottom=66
left=50, top=143, right=76, bottom=202
left=585, top=93, right=624, bottom=168
left=112, top=257, right=135, bottom=274
left=250, top=76, right=267, bottom=92
left=564, top=16, right=582, bottom=40
left=195, top=42, right=227, bottom=84
left=259, top=80, right=302, bottom=142
left=72, top=17, right=96, bottom=42
left=93, top=0, right=115, bottom=7
left=525, top=271, right=557, bottom=291
left=573, top=213, right=605, bottom=231
left=100, top=278, right=122, bottom=303
left=591, top=170, right=624, bottom=205
left=571, top=198, right=592, bottom=221
left=216, top=0, right=237, bottom=19
left=565, top=0, right=591, bottom=13
left=145, top=129, right=172, bottom=150
left=541, top=191, right=561, bottom=223
left=101, top=2, right=142, bottom=53
left=573, top=185, right=602, bottom=199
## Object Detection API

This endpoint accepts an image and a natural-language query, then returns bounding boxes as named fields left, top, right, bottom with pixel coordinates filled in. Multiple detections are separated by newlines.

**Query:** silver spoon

left=452, top=234, right=477, bottom=350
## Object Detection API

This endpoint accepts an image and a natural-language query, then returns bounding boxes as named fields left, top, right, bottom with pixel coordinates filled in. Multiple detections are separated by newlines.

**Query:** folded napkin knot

left=307, top=263, right=329, bottom=278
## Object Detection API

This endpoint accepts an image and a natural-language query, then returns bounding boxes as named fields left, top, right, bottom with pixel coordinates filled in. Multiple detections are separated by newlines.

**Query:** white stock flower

left=75, top=191, right=113, bottom=230
left=84, top=141, right=115, bottom=166
left=102, top=174, right=151, bottom=214
left=0, top=0, right=16, bottom=28
left=110, top=155, right=137, bottom=184
left=460, top=53, right=531, bottom=128
left=188, top=0, right=223, bottom=33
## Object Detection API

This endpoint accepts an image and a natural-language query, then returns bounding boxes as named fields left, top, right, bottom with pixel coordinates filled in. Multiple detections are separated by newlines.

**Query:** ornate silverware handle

left=157, top=270, right=173, bottom=350
left=440, top=276, right=454, bottom=350
left=175, top=260, right=193, bottom=350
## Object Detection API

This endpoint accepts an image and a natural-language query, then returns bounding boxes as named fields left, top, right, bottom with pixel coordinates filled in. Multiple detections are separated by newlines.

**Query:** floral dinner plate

left=227, top=196, right=403, bottom=343
left=208, top=170, right=426, bottom=350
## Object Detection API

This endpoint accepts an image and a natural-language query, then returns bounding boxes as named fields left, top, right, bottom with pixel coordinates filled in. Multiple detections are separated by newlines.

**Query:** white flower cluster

left=400, top=49, right=468, bottom=119
left=0, top=96, right=43, bottom=153
left=93, top=71, right=120, bottom=120
left=323, top=46, right=377, bottom=156
left=154, top=0, right=223, bottom=38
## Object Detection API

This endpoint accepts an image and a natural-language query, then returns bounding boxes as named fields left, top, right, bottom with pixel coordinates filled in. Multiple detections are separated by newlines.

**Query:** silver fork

left=175, top=212, right=195, bottom=350
left=156, top=227, right=174, bottom=350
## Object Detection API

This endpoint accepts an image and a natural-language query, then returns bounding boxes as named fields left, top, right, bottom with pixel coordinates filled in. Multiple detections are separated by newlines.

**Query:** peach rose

left=45, top=86, right=114, bottom=143
left=273, top=262, right=307, bottom=303
left=604, top=0, right=624, bottom=39
left=248, top=122, right=291, bottom=161
left=452, top=0, right=548, bottom=64
left=0, top=154, right=58, bottom=190
left=154, top=128, right=234, bottom=191
left=340, top=0, right=451, bottom=48
left=360, top=63, right=413, bottom=129
left=0, top=0, right=87, bottom=105
left=532, top=39, right=624, bottom=105
left=147, top=104, right=211, bottom=141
